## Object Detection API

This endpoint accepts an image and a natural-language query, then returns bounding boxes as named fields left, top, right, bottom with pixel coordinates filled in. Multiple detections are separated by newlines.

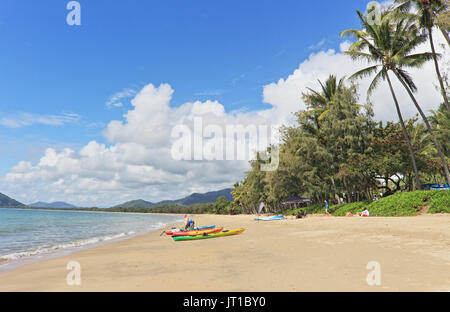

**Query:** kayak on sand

left=165, top=225, right=216, bottom=236
left=173, top=229, right=245, bottom=241
left=254, top=215, right=286, bottom=221
left=171, top=227, right=224, bottom=237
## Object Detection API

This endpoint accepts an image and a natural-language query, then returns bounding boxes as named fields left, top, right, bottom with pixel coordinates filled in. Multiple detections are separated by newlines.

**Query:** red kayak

left=171, top=227, right=224, bottom=237
left=165, top=226, right=215, bottom=236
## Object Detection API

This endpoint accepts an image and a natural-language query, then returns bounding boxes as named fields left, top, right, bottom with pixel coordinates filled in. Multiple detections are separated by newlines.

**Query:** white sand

left=0, top=214, right=449, bottom=292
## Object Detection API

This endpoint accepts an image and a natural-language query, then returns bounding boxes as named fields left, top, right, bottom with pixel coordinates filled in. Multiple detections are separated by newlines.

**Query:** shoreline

left=0, top=212, right=184, bottom=274
left=0, top=213, right=449, bottom=292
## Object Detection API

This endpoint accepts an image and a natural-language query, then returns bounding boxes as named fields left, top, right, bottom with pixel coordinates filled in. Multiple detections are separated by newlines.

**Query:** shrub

left=332, top=201, right=372, bottom=216
left=331, top=190, right=449, bottom=216
left=428, top=191, right=450, bottom=213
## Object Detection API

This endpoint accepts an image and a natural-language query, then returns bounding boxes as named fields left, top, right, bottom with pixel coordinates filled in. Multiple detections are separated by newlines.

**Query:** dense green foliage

left=429, top=191, right=450, bottom=213
left=232, top=75, right=448, bottom=214
left=231, top=2, right=450, bottom=215
left=331, top=190, right=449, bottom=216
left=365, top=191, right=438, bottom=216
left=332, top=201, right=373, bottom=216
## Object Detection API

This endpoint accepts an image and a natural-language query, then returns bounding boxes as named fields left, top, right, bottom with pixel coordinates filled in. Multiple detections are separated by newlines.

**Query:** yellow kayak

left=173, top=229, right=245, bottom=241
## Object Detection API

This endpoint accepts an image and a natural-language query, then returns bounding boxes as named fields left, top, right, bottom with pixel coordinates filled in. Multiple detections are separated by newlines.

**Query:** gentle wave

left=0, top=231, right=135, bottom=261
left=0, top=219, right=182, bottom=265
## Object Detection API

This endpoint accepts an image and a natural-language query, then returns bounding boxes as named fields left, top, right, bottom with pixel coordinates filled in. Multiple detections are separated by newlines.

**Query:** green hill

left=28, top=201, right=78, bottom=209
left=0, top=193, right=25, bottom=208
left=157, top=189, right=233, bottom=206
left=112, top=199, right=155, bottom=209
left=112, top=188, right=233, bottom=209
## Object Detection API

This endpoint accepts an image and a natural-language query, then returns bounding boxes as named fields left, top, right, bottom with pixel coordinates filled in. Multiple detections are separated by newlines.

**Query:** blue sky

left=0, top=0, right=370, bottom=173
left=1, top=0, right=446, bottom=206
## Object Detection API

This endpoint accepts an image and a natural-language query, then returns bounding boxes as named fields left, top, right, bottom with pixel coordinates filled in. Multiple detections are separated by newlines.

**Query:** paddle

left=161, top=226, right=180, bottom=236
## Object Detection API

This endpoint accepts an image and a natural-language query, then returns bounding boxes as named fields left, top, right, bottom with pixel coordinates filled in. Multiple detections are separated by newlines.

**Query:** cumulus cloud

left=1, top=28, right=447, bottom=207
left=1, top=84, right=266, bottom=207
left=263, top=29, right=448, bottom=124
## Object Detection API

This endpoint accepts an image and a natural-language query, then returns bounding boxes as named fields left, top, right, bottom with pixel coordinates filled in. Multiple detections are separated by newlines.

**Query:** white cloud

left=1, top=84, right=262, bottom=207
left=106, top=88, right=137, bottom=108
left=263, top=29, right=448, bottom=124
left=0, top=113, right=80, bottom=128
left=1, top=28, right=447, bottom=207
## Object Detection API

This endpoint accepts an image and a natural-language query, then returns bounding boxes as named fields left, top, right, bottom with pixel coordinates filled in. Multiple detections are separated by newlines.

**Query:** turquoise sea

left=0, top=208, right=183, bottom=272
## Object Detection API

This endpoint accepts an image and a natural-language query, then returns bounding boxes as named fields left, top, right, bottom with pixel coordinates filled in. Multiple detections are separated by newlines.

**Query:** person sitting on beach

left=184, top=215, right=195, bottom=230
left=292, top=210, right=307, bottom=219
left=358, top=209, right=370, bottom=217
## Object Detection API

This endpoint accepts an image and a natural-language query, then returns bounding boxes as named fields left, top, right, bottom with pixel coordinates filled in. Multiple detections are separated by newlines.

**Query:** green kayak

left=172, top=228, right=245, bottom=241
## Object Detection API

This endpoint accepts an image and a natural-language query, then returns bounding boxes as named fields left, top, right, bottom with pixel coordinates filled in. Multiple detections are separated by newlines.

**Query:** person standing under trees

left=324, top=200, right=329, bottom=215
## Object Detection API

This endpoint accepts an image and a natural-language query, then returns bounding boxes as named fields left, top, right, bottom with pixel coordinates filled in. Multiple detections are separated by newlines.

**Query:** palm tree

left=341, top=11, right=423, bottom=189
left=301, top=75, right=366, bottom=200
left=300, top=75, right=346, bottom=130
left=430, top=104, right=450, bottom=157
left=393, top=0, right=450, bottom=112
left=434, top=6, right=450, bottom=39
left=342, top=9, right=450, bottom=186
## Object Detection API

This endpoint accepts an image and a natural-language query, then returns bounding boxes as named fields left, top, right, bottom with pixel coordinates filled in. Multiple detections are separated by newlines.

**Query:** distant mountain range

left=28, top=202, right=78, bottom=209
left=0, top=193, right=25, bottom=208
left=112, top=188, right=233, bottom=209
left=0, top=188, right=233, bottom=210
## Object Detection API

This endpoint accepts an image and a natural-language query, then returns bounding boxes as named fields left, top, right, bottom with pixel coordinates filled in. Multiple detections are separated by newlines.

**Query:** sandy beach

left=0, top=214, right=449, bottom=292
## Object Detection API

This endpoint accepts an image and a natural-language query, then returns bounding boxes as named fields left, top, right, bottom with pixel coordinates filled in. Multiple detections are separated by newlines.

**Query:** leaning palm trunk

left=428, top=26, right=450, bottom=112
left=386, top=72, right=421, bottom=190
left=393, top=69, right=450, bottom=185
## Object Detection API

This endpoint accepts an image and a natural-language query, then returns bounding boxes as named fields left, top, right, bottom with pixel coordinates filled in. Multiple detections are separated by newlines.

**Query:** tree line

left=230, top=0, right=449, bottom=214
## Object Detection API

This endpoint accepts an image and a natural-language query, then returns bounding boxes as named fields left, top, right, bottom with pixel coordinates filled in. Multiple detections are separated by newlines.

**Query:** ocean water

left=0, top=208, right=183, bottom=272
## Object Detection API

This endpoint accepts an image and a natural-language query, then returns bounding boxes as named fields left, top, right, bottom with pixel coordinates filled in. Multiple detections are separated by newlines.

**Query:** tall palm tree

left=341, top=9, right=450, bottom=186
left=341, top=11, right=423, bottom=189
left=393, top=0, right=450, bottom=112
